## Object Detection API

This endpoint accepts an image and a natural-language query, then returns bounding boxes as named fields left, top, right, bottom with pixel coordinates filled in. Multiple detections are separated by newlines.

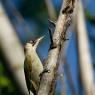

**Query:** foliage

left=0, top=61, right=20, bottom=95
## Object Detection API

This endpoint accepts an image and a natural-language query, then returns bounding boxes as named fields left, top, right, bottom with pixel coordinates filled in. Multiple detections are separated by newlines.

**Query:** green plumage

left=24, top=37, right=44, bottom=95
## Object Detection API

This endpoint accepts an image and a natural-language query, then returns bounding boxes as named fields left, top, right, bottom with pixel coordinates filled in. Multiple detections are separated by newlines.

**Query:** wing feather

left=24, top=58, right=37, bottom=95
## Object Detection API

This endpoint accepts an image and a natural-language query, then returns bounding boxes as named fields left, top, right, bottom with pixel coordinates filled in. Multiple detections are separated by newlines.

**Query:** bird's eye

left=32, top=41, right=36, bottom=46
left=29, top=40, right=36, bottom=46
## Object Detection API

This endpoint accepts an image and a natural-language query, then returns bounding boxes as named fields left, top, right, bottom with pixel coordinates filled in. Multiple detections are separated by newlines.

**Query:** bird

left=24, top=36, right=44, bottom=95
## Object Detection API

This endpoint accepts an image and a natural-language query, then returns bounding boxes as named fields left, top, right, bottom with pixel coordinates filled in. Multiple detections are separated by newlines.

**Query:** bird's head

left=24, top=36, right=44, bottom=53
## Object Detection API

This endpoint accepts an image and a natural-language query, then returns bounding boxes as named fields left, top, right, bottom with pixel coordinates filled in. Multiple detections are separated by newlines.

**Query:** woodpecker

left=24, top=36, right=44, bottom=95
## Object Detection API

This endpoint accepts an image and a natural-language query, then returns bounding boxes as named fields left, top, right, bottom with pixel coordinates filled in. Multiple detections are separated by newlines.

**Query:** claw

left=39, top=68, right=50, bottom=80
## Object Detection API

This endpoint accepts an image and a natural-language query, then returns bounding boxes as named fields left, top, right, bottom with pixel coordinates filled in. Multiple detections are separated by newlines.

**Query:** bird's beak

left=33, top=36, right=45, bottom=50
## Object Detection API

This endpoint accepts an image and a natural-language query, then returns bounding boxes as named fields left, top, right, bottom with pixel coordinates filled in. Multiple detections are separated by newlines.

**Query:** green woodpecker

left=24, top=36, right=44, bottom=95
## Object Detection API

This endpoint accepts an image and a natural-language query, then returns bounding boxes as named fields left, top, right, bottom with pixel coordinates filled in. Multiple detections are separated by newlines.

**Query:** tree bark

left=37, top=0, right=76, bottom=95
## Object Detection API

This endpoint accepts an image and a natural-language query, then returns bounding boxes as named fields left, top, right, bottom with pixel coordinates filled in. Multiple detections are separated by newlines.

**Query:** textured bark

left=37, top=0, right=76, bottom=95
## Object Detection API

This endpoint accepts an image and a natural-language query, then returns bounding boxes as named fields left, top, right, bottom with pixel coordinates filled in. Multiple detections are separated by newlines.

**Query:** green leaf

left=0, top=76, right=11, bottom=87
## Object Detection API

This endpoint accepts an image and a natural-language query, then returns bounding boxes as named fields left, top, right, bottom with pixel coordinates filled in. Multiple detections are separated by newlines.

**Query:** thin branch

left=73, top=0, right=95, bottom=95
left=37, top=0, right=76, bottom=95
left=45, top=0, right=57, bottom=21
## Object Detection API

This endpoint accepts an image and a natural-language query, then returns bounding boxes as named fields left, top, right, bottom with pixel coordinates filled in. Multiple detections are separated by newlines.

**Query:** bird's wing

left=24, top=58, right=37, bottom=95
left=30, top=81, right=37, bottom=95
left=24, top=59, right=31, bottom=95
